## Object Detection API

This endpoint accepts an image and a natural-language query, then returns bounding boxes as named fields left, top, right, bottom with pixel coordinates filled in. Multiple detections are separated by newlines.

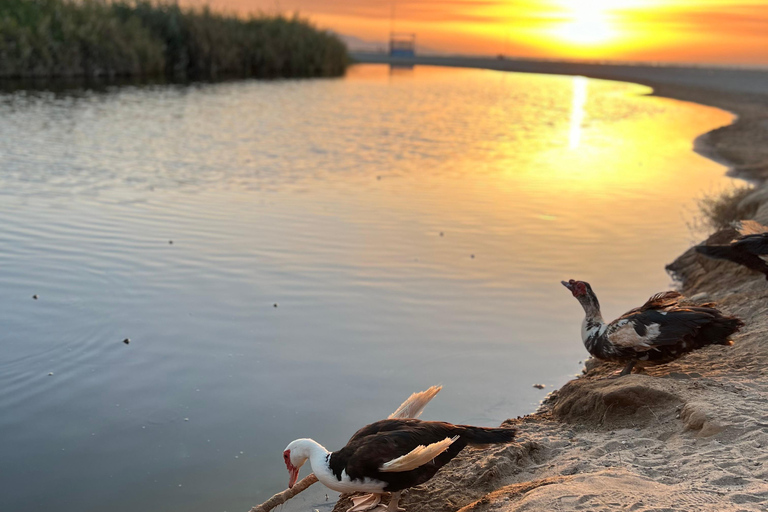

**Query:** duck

left=561, top=279, right=743, bottom=376
left=695, top=220, right=768, bottom=280
left=282, top=386, right=516, bottom=512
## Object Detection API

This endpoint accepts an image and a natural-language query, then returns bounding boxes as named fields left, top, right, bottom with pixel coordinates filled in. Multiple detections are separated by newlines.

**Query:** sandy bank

left=331, top=56, right=768, bottom=512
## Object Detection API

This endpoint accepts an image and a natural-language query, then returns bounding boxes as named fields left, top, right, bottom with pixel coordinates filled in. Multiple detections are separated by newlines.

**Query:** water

left=0, top=64, right=734, bottom=512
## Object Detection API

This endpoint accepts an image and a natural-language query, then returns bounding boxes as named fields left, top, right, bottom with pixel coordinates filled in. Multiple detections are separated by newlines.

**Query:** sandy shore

left=331, top=55, right=768, bottom=512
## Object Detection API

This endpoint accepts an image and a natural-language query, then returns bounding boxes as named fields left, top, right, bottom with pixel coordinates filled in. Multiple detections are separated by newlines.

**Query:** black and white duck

left=562, top=279, right=743, bottom=376
left=696, top=220, right=768, bottom=280
left=282, top=386, right=516, bottom=512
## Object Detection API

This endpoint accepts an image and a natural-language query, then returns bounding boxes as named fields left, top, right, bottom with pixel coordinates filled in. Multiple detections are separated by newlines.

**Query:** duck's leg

left=347, top=493, right=383, bottom=512
left=387, top=491, right=405, bottom=512
left=619, top=360, right=636, bottom=377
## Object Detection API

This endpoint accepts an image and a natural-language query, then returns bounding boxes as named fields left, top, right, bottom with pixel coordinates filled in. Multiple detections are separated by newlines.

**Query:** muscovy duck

left=562, top=279, right=743, bottom=376
left=695, top=220, right=768, bottom=280
left=282, top=388, right=516, bottom=512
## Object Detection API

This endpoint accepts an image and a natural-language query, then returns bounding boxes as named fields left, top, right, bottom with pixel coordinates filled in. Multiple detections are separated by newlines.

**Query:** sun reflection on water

left=569, top=75, right=588, bottom=149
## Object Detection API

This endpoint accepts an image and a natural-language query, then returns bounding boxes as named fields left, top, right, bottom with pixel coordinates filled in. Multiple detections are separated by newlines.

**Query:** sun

left=546, top=0, right=645, bottom=48
left=553, top=11, right=615, bottom=46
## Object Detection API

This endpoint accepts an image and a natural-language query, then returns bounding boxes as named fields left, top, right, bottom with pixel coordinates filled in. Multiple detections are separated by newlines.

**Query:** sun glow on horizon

left=181, top=0, right=768, bottom=65
left=549, top=1, right=618, bottom=46
left=523, top=0, right=672, bottom=59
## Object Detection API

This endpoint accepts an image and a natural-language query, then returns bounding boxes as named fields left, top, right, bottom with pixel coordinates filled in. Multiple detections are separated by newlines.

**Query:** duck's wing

left=696, top=243, right=738, bottom=261
left=341, top=386, right=442, bottom=449
left=617, top=291, right=682, bottom=320
left=379, top=436, right=459, bottom=472
left=733, top=233, right=768, bottom=256
left=607, top=308, right=713, bottom=351
left=346, top=418, right=420, bottom=445
left=340, top=420, right=461, bottom=480
left=388, top=385, right=442, bottom=420
left=697, top=236, right=768, bottom=273
left=640, top=291, right=683, bottom=311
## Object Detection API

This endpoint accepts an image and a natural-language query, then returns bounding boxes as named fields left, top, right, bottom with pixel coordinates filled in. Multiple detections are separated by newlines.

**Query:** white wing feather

left=379, top=436, right=459, bottom=473
left=388, top=385, right=442, bottom=419
left=608, top=322, right=661, bottom=351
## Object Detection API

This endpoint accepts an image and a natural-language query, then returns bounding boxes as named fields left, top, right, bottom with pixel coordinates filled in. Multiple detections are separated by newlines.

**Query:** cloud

left=618, top=3, right=768, bottom=36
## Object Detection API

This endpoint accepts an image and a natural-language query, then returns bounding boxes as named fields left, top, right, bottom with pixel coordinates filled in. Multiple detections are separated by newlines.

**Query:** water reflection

left=569, top=75, right=588, bottom=148
left=0, top=64, right=734, bottom=512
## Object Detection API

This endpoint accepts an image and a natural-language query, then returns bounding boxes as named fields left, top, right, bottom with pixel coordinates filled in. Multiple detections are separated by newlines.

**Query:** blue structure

left=389, top=32, right=416, bottom=58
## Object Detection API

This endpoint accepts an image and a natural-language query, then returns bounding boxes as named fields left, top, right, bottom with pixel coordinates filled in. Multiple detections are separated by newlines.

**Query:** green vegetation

left=0, top=0, right=349, bottom=79
left=698, top=185, right=757, bottom=231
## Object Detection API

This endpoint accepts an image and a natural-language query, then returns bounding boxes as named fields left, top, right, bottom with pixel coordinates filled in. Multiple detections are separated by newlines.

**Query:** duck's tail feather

left=458, top=426, right=517, bottom=447
left=389, top=385, right=442, bottom=419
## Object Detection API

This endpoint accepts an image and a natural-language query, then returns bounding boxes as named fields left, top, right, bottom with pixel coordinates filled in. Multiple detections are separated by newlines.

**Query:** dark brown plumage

left=696, top=229, right=768, bottom=280
left=695, top=220, right=768, bottom=280
left=329, top=418, right=516, bottom=492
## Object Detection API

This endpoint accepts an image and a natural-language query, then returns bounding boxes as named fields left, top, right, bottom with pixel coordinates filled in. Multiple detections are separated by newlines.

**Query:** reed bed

left=0, top=0, right=349, bottom=79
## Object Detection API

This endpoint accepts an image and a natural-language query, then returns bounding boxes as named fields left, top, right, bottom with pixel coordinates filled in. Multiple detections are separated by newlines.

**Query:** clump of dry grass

left=697, top=185, right=757, bottom=232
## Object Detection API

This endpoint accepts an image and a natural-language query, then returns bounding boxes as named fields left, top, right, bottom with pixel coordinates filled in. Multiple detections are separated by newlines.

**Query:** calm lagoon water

left=0, top=64, right=734, bottom=512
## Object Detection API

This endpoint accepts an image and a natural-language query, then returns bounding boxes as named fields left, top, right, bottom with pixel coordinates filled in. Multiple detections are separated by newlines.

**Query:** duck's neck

left=578, top=292, right=605, bottom=345
left=293, top=439, right=334, bottom=486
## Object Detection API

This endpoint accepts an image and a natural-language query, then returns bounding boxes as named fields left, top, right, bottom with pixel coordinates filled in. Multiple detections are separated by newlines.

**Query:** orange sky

left=182, top=0, right=768, bottom=65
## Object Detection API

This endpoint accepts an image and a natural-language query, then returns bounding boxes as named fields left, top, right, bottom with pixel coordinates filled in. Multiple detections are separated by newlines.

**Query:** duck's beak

left=561, top=280, right=574, bottom=291
left=288, top=465, right=299, bottom=488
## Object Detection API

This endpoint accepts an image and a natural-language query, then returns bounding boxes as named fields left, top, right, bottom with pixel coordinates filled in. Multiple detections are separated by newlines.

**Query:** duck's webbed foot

left=387, top=491, right=406, bottom=512
left=347, top=493, right=384, bottom=512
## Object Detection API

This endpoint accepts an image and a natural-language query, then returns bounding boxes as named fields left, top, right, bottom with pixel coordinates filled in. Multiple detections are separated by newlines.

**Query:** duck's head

left=561, top=279, right=589, bottom=297
left=283, top=439, right=311, bottom=488
left=561, top=279, right=601, bottom=315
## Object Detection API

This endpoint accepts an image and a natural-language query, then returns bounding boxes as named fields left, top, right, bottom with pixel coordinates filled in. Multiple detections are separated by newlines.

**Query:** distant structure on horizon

left=389, top=32, right=416, bottom=57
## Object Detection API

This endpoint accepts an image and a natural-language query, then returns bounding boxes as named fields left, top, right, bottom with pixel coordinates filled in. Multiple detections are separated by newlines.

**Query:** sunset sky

left=183, top=0, right=768, bottom=65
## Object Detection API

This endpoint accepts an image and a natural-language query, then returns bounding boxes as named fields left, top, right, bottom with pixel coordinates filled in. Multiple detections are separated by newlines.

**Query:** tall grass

left=0, top=0, right=349, bottom=79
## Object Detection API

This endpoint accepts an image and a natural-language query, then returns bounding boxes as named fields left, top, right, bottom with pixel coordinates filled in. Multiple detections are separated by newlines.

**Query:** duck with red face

left=561, top=279, right=743, bottom=376
left=282, top=420, right=515, bottom=512
left=280, top=386, right=515, bottom=512
left=283, top=448, right=300, bottom=488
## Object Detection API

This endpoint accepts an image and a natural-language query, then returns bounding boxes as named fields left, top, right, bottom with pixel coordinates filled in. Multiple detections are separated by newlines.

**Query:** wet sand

left=332, top=54, right=768, bottom=512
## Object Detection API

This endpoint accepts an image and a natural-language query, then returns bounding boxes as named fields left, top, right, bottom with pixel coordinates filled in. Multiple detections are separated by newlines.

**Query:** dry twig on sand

left=248, top=474, right=319, bottom=512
